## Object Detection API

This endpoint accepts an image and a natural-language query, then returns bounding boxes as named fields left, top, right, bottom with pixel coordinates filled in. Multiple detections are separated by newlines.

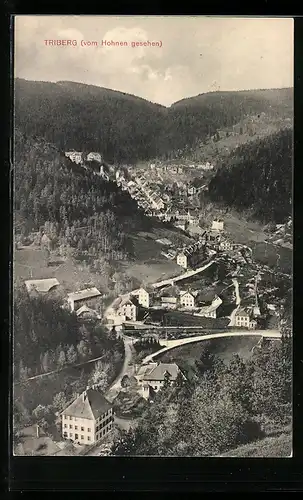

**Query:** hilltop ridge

left=15, top=78, right=293, bottom=163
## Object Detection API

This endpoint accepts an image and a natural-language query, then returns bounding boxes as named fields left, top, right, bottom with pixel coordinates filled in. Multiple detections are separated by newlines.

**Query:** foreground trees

left=111, top=336, right=292, bottom=456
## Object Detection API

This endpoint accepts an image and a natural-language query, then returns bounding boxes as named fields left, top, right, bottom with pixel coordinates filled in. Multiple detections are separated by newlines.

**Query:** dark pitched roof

left=67, top=287, right=101, bottom=302
left=142, top=363, right=180, bottom=381
left=196, top=289, right=217, bottom=304
left=62, top=388, right=112, bottom=420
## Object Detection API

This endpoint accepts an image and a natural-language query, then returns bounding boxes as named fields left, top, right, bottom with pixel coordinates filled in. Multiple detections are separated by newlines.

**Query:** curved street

left=105, top=335, right=134, bottom=403
left=141, top=329, right=281, bottom=363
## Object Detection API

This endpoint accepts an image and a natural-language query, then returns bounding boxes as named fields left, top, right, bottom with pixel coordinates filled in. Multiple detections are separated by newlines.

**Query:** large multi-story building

left=176, top=251, right=188, bottom=269
left=117, top=297, right=137, bottom=321
left=219, top=240, right=233, bottom=251
left=67, top=287, right=102, bottom=312
left=131, top=287, right=150, bottom=308
left=61, top=387, right=113, bottom=445
left=179, top=290, right=199, bottom=309
left=235, top=308, right=257, bottom=329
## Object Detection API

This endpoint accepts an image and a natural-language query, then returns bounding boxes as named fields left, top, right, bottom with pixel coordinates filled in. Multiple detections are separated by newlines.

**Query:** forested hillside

left=207, top=128, right=292, bottom=223
left=111, top=335, right=292, bottom=457
left=14, top=285, right=124, bottom=382
left=13, top=285, right=125, bottom=437
left=14, top=129, right=154, bottom=266
left=15, top=79, right=293, bottom=163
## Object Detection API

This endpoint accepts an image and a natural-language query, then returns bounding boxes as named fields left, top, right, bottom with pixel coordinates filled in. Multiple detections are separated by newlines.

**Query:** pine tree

left=66, top=345, right=78, bottom=365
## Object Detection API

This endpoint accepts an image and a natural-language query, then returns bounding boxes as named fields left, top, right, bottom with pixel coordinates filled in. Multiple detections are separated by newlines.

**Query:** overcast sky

left=14, top=16, right=293, bottom=106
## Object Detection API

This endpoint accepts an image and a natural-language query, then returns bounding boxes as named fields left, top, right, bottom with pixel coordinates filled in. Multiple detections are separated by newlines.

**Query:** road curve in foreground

left=141, top=329, right=281, bottom=364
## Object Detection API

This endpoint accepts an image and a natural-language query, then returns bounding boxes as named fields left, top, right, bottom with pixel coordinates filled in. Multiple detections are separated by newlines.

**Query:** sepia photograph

left=13, top=15, right=293, bottom=458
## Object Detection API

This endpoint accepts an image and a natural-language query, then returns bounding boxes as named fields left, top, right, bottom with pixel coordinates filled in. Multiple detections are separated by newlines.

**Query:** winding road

left=228, top=278, right=241, bottom=327
left=105, top=336, right=134, bottom=403
left=151, top=259, right=216, bottom=288
left=13, top=353, right=108, bottom=386
left=141, top=329, right=281, bottom=364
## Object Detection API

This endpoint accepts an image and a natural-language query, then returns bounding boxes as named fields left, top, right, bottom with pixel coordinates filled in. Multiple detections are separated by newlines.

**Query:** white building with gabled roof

left=136, top=362, right=186, bottom=399
left=131, top=287, right=150, bottom=309
left=61, top=387, right=113, bottom=445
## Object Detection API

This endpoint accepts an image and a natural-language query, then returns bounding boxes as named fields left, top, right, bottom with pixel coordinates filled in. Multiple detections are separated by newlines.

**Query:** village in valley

left=13, top=148, right=291, bottom=457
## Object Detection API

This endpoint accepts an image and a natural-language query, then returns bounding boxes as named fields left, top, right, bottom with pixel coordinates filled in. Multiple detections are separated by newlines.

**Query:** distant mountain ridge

left=15, top=78, right=293, bottom=163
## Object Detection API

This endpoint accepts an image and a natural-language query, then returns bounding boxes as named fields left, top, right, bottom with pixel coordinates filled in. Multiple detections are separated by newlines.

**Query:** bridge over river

left=141, top=329, right=281, bottom=364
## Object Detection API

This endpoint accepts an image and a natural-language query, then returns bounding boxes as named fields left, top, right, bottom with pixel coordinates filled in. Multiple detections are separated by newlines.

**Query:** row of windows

left=96, top=417, right=112, bottom=432
left=63, top=432, right=91, bottom=441
left=96, top=423, right=112, bottom=440
left=64, top=424, right=91, bottom=432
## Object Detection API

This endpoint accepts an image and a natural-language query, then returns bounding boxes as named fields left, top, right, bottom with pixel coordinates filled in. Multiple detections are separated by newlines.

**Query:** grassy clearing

left=121, top=260, right=181, bottom=286
left=14, top=246, right=111, bottom=295
left=14, top=425, right=61, bottom=456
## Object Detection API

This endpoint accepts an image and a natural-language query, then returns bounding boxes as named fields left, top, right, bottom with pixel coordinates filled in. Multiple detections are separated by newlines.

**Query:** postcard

left=13, top=15, right=293, bottom=458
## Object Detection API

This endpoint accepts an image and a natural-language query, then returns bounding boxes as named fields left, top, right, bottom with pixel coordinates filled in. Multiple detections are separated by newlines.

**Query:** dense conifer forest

left=207, top=128, right=292, bottom=223
left=14, top=129, right=154, bottom=265
left=15, top=79, right=293, bottom=163
left=13, top=285, right=124, bottom=382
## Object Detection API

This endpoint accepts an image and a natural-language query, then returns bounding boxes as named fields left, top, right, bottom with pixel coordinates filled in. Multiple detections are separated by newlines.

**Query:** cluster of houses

left=104, top=284, right=225, bottom=329
left=115, top=170, right=166, bottom=213
left=158, top=287, right=223, bottom=318
left=59, top=359, right=186, bottom=446
left=59, top=360, right=186, bottom=445
left=173, top=221, right=232, bottom=270
left=148, top=161, right=214, bottom=173
left=64, top=151, right=110, bottom=180
left=24, top=278, right=103, bottom=320
left=113, top=165, right=209, bottom=223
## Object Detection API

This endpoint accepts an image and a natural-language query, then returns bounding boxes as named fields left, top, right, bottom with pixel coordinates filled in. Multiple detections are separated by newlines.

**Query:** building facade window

left=88, top=436, right=91, bottom=441
left=81, top=427, right=84, bottom=431
left=81, top=435, right=84, bottom=440
left=69, top=424, right=72, bottom=429
left=87, top=428, right=91, bottom=432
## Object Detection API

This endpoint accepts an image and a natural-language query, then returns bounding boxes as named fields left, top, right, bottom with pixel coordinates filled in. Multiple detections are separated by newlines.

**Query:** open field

left=15, top=245, right=112, bottom=295
left=121, top=260, right=181, bottom=286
